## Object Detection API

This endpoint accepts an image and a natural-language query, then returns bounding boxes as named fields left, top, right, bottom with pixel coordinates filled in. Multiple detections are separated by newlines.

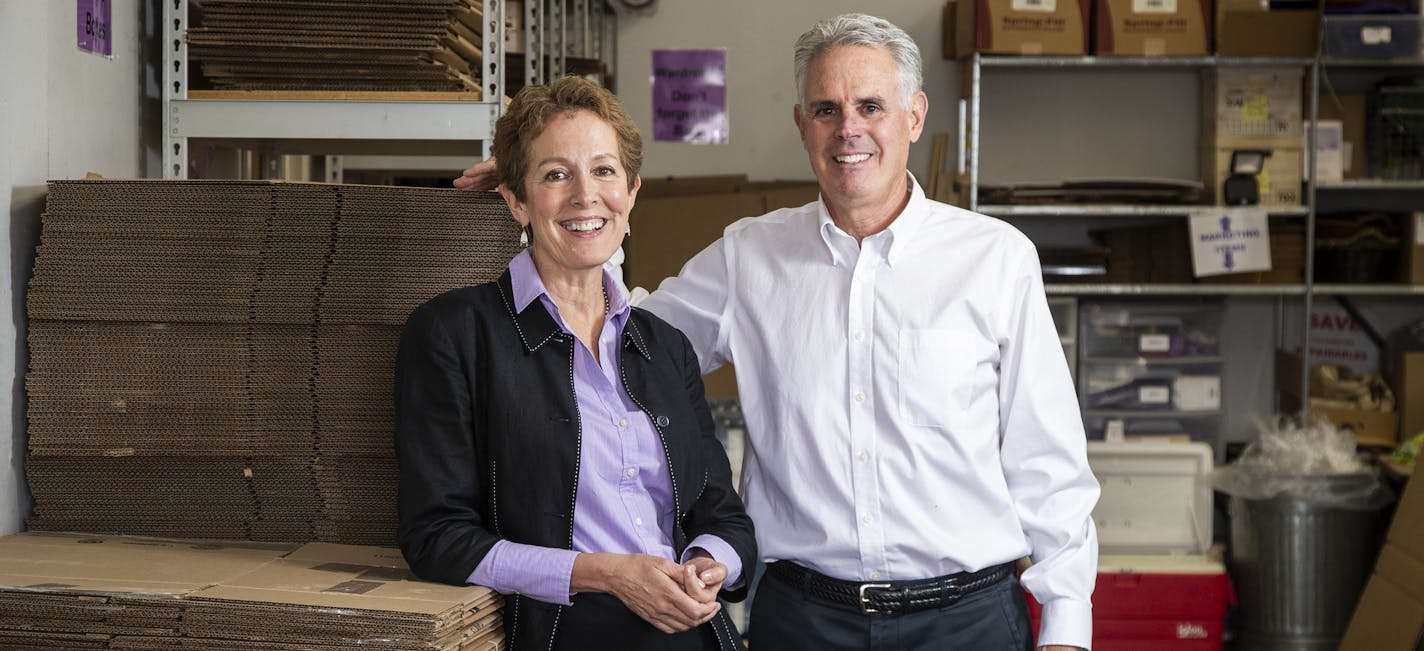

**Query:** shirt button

left=625, top=468, right=636, bottom=478
left=870, top=571, right=882, bottom=580
left=858, top=450, right=869, bottom=462
left=619, top=418, right=628, bottom=428
left=854, top=392, right=865, bottom=403
left=634, top=517, right=643, bottom=526
left=862, top=514, right=873, bottom=524
left=853, top=330, right=865, bottom=342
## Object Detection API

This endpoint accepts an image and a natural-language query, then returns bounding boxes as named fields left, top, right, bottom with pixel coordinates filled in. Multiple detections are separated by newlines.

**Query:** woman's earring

left=519, top=226, right=530, bottom=247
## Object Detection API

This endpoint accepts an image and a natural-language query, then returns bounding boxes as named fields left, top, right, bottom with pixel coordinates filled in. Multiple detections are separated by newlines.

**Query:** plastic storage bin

left=1324, top=14, right=1423, bottom=58
left=1081, top=303, right=1222, bottom=359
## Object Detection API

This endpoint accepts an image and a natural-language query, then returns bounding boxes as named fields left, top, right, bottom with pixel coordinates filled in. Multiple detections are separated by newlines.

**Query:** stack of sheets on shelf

left=0, top=533, right=503, bottom=650
left=26, top=179, right=520, bottom=545
left=188, top=0, right=488, bottom=93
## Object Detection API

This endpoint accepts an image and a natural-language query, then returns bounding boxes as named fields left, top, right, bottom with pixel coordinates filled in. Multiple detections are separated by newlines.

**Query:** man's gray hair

left=793, top=13, right=923, bottom=112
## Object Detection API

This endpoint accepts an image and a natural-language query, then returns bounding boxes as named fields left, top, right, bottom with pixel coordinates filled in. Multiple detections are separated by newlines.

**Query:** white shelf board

left=1081, top=356, right=1226, bottom=365
left=1311, top=284, right=1424, bottom=295
left=1316, top=179, right=1424, bottom=191
left=1046, top=284, right=1307, bottom=295
left=978, top=56, right=1312, bottom=68
left=981, top=204, right=1310, bottom=217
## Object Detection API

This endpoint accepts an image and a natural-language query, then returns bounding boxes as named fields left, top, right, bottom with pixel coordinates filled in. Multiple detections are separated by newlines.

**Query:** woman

left=394, top=76, right=754, bottom=651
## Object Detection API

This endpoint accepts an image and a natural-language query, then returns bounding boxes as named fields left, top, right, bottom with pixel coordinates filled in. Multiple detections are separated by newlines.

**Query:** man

left=459, top=14, right=1098, bottom=650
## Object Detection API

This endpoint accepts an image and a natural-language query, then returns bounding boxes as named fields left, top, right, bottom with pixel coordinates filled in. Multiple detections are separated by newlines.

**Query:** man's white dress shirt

left=637, top=177, right=1100, bottom=649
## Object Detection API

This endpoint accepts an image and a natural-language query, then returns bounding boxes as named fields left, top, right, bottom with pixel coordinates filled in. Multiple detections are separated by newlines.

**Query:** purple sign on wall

left=652, top=49, right=727, bottom=144
left=77, top=0, right=112, bottom=56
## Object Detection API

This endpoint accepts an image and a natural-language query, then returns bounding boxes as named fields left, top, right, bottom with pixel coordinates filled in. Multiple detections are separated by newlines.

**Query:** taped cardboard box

left=943, top=0, right=1090, bottom=57
left=1276, top=350, right=1400, bottom=447
left=1203, top=146, right=1304, bottom=206
left=1202, top=67, right=1305, bottom=148
left=1404, top=212, right=1424, bottom=285
left=1319, top=93, right=1368, bottom=180
left=1340, top=472, right=1424, bottom=651
left=1392, top=351, right=1424, bottom=443
left=1213, top=226, right=1304, bottom=284
left=1216, top=0, right=1319, bottom=56
left=1095, top=0, right=1210, bottom=55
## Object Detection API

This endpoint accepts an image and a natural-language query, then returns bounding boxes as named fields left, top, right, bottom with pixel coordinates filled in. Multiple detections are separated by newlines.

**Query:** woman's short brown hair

left=493, top=76, right=643, bottom=202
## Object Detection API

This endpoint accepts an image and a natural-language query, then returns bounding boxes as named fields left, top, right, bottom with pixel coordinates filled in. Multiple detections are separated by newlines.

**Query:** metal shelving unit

left=1046, top=284, right=1309, bottom=296
left=162, top=0, right=616, bottom=180
left=982, top=204, right=1312, bottom=217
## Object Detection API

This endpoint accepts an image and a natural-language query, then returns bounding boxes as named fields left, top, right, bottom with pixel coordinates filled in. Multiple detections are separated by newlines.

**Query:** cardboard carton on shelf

left=1202, top=67, right=1305, bottom=149
left=1094, top=0, right=1210, bottom=56
left=1216, top=0, right=1319, bottom=56
left=1404, top=213, right=1424, bottom=285
left=1392, top=350, right=1424, bottom=444
left=1213, top=226, right=1304, bottom=284
left=1203, top=146, right=1304, bottom=207
left=1276, top=349, right=1400, bottom=447
left=1319, top=93, right=1367, bottom=180
left=943, top=0, right=1091, bottom=58
left=1340, top=470, right=1424, bottom=651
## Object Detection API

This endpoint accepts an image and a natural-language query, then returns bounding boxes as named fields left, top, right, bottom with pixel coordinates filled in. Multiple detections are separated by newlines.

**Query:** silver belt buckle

left=857, top=582, right=891, bottom=614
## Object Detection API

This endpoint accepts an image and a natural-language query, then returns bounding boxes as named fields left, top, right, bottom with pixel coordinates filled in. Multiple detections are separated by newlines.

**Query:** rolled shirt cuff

left=1036, top=597, right=1093, bottom=650
left=465, top=540, right=580, bottom=606
left=681, top=534, right=744, bottom=591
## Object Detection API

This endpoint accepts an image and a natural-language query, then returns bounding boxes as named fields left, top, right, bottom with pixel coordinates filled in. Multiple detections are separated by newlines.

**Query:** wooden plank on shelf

left=187, top=89, right=483, bottom=101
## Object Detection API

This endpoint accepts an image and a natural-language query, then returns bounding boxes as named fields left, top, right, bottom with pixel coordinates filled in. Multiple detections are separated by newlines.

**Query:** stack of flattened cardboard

left=187, top=0, right=486, bottom=93
left=0, top=533, right=502, bottom=650
left=27, top=180, right=520, bottom=545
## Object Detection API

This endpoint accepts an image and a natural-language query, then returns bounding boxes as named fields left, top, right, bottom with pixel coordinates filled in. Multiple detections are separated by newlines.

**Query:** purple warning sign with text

left=652, top=49, right=727, bottom=144
left=77, top=0, right=112, bottom=56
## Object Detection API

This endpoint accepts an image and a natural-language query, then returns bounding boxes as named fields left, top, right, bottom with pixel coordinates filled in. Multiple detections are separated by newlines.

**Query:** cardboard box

left=1094, top=0, right=1210, bottom=56
left=626, top=177, right=820, bottom=400
left=1319, top=93, right=1368, bottom=179
left=1404, top=212, right=1424, bottom=285
left=1214, top=226, right=1304, bottom=284
left=943, top=0, right=1091, bottom=58
left=1340, top=472, right=1424, bottom=651
left=1393, top=351, right=1424, bottom=442
left=1204, top=146, right=1304, bottom=206
left=1203, top=67, right=1304, bottom=149
left=1216, top=0, right=1319, bottom=57
left=1276, top=350, right=1400, bottom=447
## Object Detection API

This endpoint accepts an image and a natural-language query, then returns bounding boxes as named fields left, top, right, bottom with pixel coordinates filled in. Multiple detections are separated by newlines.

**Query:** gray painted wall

left=0, top=0, right=155, bottom=534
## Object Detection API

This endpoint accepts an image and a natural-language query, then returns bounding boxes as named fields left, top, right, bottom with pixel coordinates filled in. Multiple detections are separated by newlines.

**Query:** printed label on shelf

left=1362, top=26, right=1393, bottom=45
left=1012, top=0, right=1057, bottom=12
left=1133, top=0, right=1177, bottom=13
left=1174, top=376, right=1221, bottom=411
left=1140, top=334, right=1171, bottom=353
left=1139, top=386, right=1171, bottom=404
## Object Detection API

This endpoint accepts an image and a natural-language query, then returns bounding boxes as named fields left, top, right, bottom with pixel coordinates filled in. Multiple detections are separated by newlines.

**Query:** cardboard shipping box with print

left=944, top=0, right=1090, bottom=57
left=1340, top=473, right=1424, bottom=651
left=1095, top=0, right=1210, bottom=55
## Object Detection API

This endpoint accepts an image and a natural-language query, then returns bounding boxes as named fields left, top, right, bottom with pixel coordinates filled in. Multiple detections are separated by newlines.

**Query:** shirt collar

left=815, top=172, right=932, bottom=268
left=507, top=248, right=639, bottom=353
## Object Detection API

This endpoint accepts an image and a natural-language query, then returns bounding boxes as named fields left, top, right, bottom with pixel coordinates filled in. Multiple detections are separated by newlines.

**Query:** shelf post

left=162, top=0, right=190, bottom=179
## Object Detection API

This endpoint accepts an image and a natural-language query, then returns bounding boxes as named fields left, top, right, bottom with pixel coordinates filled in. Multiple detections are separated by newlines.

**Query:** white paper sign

left=1362, top=26, right=1393, bottom=45
left=1189, top=208, right=1272, bottom=277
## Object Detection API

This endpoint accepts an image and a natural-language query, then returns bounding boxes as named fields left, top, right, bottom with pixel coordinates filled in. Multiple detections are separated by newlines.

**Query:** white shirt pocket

left=898, top=328, right=977, bottom=428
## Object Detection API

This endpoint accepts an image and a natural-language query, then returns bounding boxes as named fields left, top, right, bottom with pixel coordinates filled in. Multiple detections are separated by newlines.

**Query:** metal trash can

left=1228, top=474, right=1385, bottom=651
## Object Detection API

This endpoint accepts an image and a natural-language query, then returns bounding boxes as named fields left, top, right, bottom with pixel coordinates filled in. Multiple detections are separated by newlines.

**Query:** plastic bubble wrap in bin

left=1210, top=416, right=1394, bottom=510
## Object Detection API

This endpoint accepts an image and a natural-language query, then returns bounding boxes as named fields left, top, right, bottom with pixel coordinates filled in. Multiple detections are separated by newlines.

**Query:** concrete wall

left=0, top=0, right=155, bottom=534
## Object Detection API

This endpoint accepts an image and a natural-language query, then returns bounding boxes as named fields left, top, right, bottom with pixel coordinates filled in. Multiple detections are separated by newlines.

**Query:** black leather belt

left=766, top=560, right=1015, bottom=616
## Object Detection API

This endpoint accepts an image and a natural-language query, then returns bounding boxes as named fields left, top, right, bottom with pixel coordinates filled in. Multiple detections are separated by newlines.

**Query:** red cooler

left=1028, top=441, right=1232, bottom=650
